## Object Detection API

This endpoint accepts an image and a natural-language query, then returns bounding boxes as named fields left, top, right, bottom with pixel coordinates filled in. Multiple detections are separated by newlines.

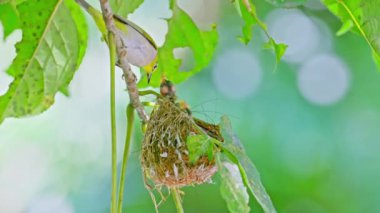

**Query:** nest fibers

left=141, top=98, right=219, bottom=187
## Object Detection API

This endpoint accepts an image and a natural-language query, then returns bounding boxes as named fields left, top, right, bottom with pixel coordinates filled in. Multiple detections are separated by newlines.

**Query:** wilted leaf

left=233, top=0, right=287, bottom=64
left=186, top=134, right=214, bottom=163
left=219, top=115, right=277, bottom=213
left=110, top=0, right=144, bottom=18
left=0, top=0, right=88, bottom=123
left=0, top=3, right=20, bottom=39
left=217, top=155, right=250, bottom=213
left=138, top=0, right=218, bottom=88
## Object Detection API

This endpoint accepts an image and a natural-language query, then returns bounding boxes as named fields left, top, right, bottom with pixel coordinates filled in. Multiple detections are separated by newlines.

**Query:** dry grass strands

left=142, top=98, right=218, bottom=187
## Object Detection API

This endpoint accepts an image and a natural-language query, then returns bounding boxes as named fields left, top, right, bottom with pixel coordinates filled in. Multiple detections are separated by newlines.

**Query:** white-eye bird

left=75, top=0, right=158, bottom=83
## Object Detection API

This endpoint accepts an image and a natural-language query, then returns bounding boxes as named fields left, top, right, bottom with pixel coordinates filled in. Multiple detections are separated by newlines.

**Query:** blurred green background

left=1, top=0, right=380, bottom=212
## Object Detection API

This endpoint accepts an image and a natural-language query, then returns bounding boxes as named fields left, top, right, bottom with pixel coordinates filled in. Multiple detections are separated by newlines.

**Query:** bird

left=75, top=0, right=158, bottom=83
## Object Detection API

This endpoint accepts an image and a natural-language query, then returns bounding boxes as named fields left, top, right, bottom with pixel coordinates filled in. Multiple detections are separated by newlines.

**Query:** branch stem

left=99, top=0, right=149, bottom=123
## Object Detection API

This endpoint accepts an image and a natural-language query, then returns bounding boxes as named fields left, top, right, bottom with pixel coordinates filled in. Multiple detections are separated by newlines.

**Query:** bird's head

left=142, top=56, right=158, bottom=84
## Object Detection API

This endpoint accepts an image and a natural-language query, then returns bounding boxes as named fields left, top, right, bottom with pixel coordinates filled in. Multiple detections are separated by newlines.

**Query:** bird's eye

left=153, top=64, right=158, bottom=70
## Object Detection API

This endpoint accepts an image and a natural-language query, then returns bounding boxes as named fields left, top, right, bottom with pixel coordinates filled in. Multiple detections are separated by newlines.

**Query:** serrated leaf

left=216, top=155, right=250, bottom=213
left=0, top=3, right=20, bottom=39
left=138, top=1, right=218, bottom=88
left=110, top=0, right=144, bottom=18
left=219, top=115, right=276, bottom=213
left=186, top=134, right=214, bottom=164
left=322, top=0, right=380, bottom=68
left=0, top=0, right=88, bottom=123
left=233, top=0, right=286, bottom=64
left=264, top=38, right=288, bottom=64
left=336, top=20, right=354, bottom=36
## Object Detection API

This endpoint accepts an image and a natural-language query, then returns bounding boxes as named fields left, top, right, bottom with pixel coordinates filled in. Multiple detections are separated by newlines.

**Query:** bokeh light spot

left=266, top=9, right=323, bottom=63
left=298, top=54, right=350, bottom=106
left=212, top=48, right=262, bottom=100
left=27, top=194, right=74, bottom=213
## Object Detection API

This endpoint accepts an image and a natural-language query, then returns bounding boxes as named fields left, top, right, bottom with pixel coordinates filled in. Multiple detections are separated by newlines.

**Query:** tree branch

left=99, top=0, right=149, bottom=123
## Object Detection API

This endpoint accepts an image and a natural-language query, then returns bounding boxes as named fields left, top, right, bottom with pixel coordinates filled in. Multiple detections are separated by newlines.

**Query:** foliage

left=138, top=0, right=218, bottom=88
left=233, top=0, right=287, bottom=64
left=217, top=156, right=250, bottom=213
left=0, top=3, right=19, bottom=39
left=0, top=0, right=289, bottom=122
left=216, top=115, right=277, bottom=213
left=321, top=0, right=380, bottom=69
left=186, top=134, right=214, bottom=163
left=0, top=0, right=87, bottom=123
left=110, top=0, right=143, bottom=18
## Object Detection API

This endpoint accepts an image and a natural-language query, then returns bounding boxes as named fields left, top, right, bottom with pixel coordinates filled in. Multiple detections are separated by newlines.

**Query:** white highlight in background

left=298, top=54, right=350, bottom=106
left=213, top=49, right=262, bottom=100
left=266, top=9, right=324, bottom=64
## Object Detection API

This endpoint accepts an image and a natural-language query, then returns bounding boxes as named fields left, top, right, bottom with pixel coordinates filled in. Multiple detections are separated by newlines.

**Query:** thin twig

left=99, top=0, right=149, bottom=123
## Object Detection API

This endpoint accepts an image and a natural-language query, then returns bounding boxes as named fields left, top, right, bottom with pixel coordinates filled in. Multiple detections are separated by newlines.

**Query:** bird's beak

left=147, top=73, right=153, bottom=84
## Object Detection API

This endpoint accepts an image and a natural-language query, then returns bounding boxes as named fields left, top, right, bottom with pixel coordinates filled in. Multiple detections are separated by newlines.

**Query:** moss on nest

left=141, top=98, right=219, bottom=187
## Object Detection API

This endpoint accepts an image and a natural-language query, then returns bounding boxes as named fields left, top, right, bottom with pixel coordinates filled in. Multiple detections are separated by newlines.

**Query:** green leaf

left=336, top=20, right=354, bottom=36
left=186, top=134, right=214, bottom=164
left=322, top=0, right=380, bottom=68
left=264, top=38, right=288, bottom=64
left=0, top=3, right=20, bottom=39
left=110, top=0, right=144, bottom=18
left=374, top=50, right=380, bottom=70
left=216, top=155, right=250, bottom=213
left=138, top=1, right=218, bottom=88
left=218, top=115, right=277, bottom=213
left=0, top=0, right=88, bottom=123
left=233, top=0, right=286, bottom=64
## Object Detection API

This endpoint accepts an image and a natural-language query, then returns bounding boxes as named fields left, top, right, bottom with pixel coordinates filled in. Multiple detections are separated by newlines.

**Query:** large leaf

left=138, top=0, right=218, bottom=88
left=0, top=3, right=20, bottom=40
left=218, top=115, right=276, bottom=213
left=322, top=0, right=380, bottom=69
left=110, top=0, right=144, bottom=18
left=233, top=0, right=287, bottom=64
left=217, top=155, right=250, bottom=213
left=0, top=0, right=88, bottom=123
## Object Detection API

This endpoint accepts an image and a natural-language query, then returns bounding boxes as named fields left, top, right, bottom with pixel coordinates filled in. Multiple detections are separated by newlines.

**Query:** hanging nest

left=141, top=93, right=223, bottom=187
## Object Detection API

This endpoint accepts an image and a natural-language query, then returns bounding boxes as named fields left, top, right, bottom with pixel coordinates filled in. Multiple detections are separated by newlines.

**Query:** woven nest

left=141, top=98, right=220, bottom=187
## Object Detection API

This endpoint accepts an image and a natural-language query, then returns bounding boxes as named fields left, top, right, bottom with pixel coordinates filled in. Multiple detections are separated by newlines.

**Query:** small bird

left=75, top=0, right=158, bottom=83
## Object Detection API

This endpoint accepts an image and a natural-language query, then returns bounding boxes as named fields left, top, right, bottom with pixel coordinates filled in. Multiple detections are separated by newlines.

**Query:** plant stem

left=117, top=104, right=135, bottom=213
left=99, top=0, right=149, bottom=123
left=108, top=32, right=118, bottom=213
left=171, top=187, right=184, bottom=213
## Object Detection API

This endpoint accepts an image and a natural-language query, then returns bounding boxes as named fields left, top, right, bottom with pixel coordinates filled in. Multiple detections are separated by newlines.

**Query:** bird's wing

left=114, top=15, right=158, bottom=67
